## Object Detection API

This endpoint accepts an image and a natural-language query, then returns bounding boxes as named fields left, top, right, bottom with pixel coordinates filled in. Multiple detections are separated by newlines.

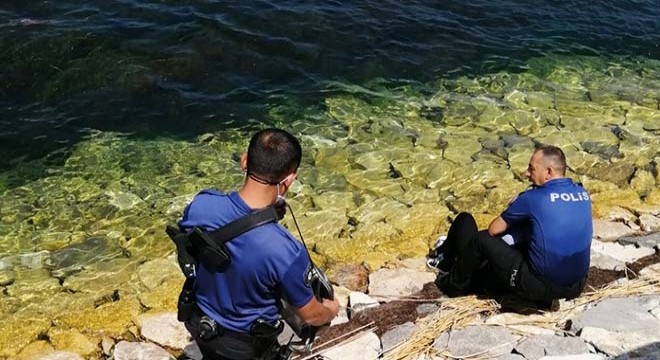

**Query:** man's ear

left=545, top=165, right=554, bottom=179
left=240, top=153, right=248, bottom=173
left=283, top=172, right=297, bottom=186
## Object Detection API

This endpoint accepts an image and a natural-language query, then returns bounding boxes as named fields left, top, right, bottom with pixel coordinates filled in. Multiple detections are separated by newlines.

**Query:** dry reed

left=384, top=266, right=660, bottom=360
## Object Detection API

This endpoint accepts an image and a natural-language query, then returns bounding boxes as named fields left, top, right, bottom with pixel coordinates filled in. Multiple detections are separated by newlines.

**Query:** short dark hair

left=536, top=145, right=566, bottom=175
left=246, top=128, right=302, bottom=184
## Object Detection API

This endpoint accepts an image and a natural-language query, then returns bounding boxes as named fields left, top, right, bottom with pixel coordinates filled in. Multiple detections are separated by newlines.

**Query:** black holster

left=251, top=319, right=286, bottom=360
left=177, top=277, right=196, bottom=322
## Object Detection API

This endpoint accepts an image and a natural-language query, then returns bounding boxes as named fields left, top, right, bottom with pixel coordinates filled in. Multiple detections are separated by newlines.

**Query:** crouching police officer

left=176, top=128, right=339, bottom=359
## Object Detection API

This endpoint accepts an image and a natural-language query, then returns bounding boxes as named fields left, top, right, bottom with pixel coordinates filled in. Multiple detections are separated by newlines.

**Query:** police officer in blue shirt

left=178, top=128, right=340, bottom=359
left=430, top=145, right=592, bottom=305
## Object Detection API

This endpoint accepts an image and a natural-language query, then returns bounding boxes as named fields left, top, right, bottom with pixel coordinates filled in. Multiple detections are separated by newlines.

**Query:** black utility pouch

left=177, top=278, right=196, bottom=322
left=250, top=319, right=284, bottom=338
left=188, top=227, right=232, bottom=272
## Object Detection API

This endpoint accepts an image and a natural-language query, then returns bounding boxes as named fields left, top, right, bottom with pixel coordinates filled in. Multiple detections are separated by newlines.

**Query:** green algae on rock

left=0, top=54, right=659, bottom=357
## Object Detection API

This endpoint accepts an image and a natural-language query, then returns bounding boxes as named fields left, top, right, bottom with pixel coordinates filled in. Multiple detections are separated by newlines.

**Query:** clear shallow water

left=0, top=2, right=660, bottom=355
left=1, top=1, right=658, bottom=176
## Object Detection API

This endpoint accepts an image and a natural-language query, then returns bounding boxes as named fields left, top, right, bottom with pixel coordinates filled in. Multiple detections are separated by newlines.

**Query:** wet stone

left=0, top=268, right=16, bottom=286
left=580, top=141, right=621, bottom=160
left=15, top=340, right=54, bottom=360
left=47, top=328, right=99, bottom=357
left=586, top=161, right=636, bottom=188
left=137, top=258, right=181, bottom=291
left=107, top=191, right=144, bottom=211
left=631, top=170, right=656, bottom=198
left=45, top=237, right=123, bottom=272
left=500, top=134, right=534, bottom=149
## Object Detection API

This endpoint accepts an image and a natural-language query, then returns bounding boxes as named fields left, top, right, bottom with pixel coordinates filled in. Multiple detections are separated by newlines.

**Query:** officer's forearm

left=296, top=299, right=335, bottom=326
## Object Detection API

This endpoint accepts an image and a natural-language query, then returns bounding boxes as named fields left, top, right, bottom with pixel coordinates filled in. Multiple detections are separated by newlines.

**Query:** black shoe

left=434, top=274, right=466, bottom=298
left=536, top=299, right=559, bottom=311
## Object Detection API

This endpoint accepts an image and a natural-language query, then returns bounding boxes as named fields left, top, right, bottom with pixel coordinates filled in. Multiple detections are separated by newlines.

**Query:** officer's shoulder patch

left=303, top=263, right=315, bottom=288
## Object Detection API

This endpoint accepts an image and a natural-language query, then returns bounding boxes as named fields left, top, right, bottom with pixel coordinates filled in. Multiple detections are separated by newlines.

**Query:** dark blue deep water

left=1, top=1, right=659, bottom=174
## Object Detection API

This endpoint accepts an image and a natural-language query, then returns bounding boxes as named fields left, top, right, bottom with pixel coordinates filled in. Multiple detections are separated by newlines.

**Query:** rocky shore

left=1, top=55, right=659, bottom=359
left=8, top=224, right=660, bottom=360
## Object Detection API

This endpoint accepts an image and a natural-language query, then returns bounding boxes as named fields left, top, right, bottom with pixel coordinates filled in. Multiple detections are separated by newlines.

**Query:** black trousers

left=185, top=306, right=277, bottom=360
left=437, top=212, right=585, bottom=301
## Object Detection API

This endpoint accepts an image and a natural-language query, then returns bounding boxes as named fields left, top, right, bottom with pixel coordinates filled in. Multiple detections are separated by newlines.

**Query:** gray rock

left=592, top=220, right=637, bottom=241
left=579, top=326, right=660, bottom=357
left=590, top=239, right=654, bottom=265
left=113, top=341, right=173, bottom=360
left=538, top=355, right=603, bottom=360
left=616, top=341, right=660, bottom=359
left=589, top=251, right=625, bottom=271
left=572, top=297, right=660, bottom=333
left=432, top=331, right=449, bottom=350
left=619, top=232, right=660, bottom=249
left=381, top=322, right=418, bottom=353
left=639, top=214, right=660, bottom=232
left=368, top=268, right=435, bottom=301
left=348, top=292, right=379, bottom=317
left=495, top=355, right=526, bottom=360
left=515, top=335, right=592, bottom=360
left=320, top=331, right=381, bottom=360
left=416, top=303, right=439, bottom=317
left=441, top=325, right=519, bottom=358
left=640, top=263, right=660, bottom=277
left=137, top=312, right=191, bottom=350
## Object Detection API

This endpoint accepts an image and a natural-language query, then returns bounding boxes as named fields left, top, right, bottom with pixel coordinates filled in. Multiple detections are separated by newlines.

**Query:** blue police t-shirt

left=501, top=178, right=592, bottom=287
left=178, top=190, right=314, bottom=333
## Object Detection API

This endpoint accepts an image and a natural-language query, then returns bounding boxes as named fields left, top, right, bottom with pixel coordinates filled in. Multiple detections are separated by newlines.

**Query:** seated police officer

left=430, top=145, right=593, bottom=305
left=178, top=128, right=339, bottom=360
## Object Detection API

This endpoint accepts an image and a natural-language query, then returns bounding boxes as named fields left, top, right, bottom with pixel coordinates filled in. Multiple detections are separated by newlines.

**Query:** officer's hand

left=323, top=298, right=340, bottom=319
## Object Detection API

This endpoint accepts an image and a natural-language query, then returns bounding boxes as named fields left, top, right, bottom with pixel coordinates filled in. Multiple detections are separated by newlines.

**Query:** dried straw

left=384, top=267, right=660, bottom=360
left=384, top=296, right=500, bottom=360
